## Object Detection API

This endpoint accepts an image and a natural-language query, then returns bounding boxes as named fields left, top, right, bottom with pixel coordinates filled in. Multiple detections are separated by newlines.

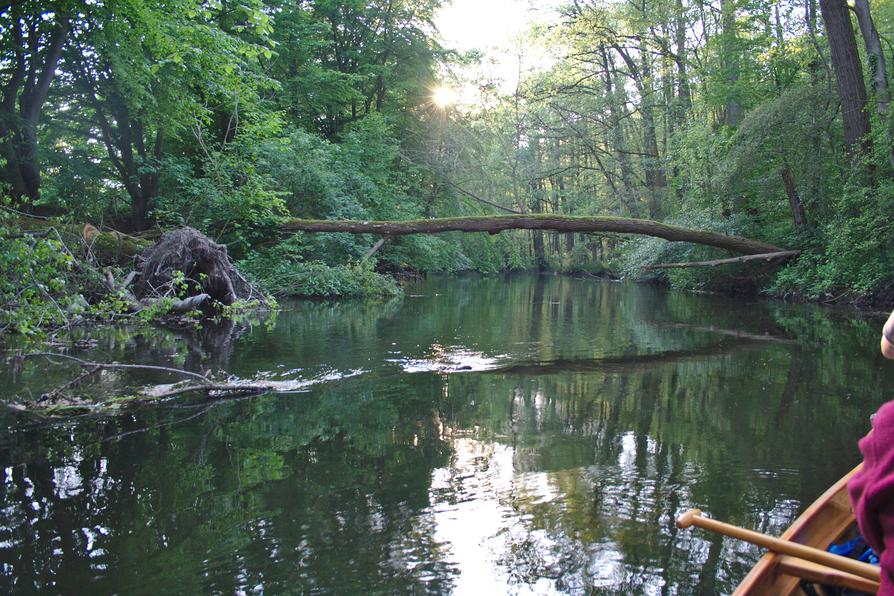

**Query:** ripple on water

left=386, top=345, right=506, bottom=374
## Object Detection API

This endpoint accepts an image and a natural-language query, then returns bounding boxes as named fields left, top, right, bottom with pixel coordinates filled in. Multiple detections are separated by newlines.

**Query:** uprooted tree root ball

left=135, top=227, right=260, bottom=305
left=0, top=220, right=270, bottom=336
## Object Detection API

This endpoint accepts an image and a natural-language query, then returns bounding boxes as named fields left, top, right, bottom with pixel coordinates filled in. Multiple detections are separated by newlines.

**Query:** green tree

left=68, top=0, right=273, bottom=230
left=0, top=1, right=72, bottom=205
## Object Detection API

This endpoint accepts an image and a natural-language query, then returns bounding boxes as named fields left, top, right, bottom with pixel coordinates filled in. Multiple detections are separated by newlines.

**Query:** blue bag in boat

left=828, top=535, right=880, bottom=565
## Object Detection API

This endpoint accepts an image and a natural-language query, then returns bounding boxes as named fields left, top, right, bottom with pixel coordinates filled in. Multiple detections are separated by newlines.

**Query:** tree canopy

left=2, top=0, right=894, bottom=305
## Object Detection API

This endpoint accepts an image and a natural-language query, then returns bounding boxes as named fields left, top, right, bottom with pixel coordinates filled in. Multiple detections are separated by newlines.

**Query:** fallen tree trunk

left=643, top=250, right=801, bottom=270
left=8, top=219, right=260, bottom=314
left=281, top=215, right=789, bottom=255
left=81, top=224, right=151, bottom=265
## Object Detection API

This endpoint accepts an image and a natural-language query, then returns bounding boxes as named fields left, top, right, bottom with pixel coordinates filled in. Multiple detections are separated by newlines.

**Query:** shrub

left=772, top=176, right=894, bottom=300
left=0, top=225, right=76, bottom=334
left=239, top=244, right=401, bottom=299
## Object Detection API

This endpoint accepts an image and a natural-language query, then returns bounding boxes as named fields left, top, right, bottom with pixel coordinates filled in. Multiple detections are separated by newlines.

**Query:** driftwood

left=643, top=250, right=801, bottom=270
left=13, top=352, right=282, bottom=415
left=281, top=215, right=789, bottom=255
left=26, top=352, right=212, bottom=383
left=170, top=293, right=210, bottom=312
left=363, top=237, right=388, bottom=261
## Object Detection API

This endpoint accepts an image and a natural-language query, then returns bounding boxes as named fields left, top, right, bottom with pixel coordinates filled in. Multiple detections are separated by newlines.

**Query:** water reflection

left=0, top=275, right=891, bottom=593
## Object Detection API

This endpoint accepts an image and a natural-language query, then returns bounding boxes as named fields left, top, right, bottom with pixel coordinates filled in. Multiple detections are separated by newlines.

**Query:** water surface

left=1, top=275, right=891, bottom=594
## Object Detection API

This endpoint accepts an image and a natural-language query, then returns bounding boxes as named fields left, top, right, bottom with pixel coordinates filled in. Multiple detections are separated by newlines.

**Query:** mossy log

left=16, top=217, right=150, bottom=266
left=281, top=215, right=791, bottom=256
left=81, top=224, right=151, bottom=265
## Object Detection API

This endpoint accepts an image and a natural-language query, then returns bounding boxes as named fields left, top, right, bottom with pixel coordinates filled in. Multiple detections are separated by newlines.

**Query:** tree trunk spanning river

left=0, top=275, right=890, bottom=593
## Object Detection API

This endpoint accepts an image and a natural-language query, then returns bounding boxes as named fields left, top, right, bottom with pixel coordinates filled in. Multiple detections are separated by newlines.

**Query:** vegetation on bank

left=0, top=215, right=272, bottom=336
left=239, top=242, right=402, bottom=299
left=3, top=0, right=894, bottom=335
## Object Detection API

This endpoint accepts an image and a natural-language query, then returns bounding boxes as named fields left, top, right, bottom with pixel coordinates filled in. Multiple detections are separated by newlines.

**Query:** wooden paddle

left=676, top=509, right=881, bottom=583
left=774, top=554, right=880, bottom=593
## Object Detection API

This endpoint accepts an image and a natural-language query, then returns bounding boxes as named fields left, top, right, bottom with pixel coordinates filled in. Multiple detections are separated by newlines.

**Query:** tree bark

left=819, top=0, right=871, bottom=153
left=600, top=46, right=641, bottom=217
left=529, top=165, right=547, bottom=269
left=640, top=46, right=666, bottom=218
left=781, top=165, right=807, bottom=231
left=852, top=0, right=889, bottom=117
left=674, top=0, right=692, bottom=115
left=614, top=41, right=666, bottom=218
left=281, top=215, right=789, bottom=255
left=852, top=0, right=894, bottom=168
left=721, top=0, right=742, bottom=126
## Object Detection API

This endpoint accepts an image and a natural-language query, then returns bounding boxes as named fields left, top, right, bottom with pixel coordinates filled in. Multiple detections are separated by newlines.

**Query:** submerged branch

left=11, top=352, right=360, bottom=416
left=483, top=340, right=770, bottom=376
left=141, top=382, right=278, bottom=400
left=24, top=352, right=212, bottom=383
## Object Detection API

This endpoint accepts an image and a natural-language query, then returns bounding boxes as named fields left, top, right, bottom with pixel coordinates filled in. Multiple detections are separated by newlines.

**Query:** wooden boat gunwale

left=734, top=463, right=872, bottom=595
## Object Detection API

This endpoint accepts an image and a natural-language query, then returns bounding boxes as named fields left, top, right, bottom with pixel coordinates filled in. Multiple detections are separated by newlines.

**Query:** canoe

left=734, top=463, right=879, bottom=595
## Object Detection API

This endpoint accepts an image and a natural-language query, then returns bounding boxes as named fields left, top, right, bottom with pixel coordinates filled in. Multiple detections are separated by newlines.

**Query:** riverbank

left=2, top=214, right=889, bottom=341
left=0, top=222, right=277, bottom=337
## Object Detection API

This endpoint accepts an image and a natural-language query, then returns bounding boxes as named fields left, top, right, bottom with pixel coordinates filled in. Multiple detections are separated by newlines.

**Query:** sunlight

left=431, top=86, right=459, bottom=108
left=434, top=0, right=562, bottom=91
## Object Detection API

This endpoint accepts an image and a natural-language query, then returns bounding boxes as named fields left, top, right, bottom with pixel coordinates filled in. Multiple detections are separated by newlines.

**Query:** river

left=1, top=274, right=891, bottom=594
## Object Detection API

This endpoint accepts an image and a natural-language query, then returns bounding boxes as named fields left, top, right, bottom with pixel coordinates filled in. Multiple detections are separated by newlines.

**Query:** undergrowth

left=239, top=245, right=401, bottom=299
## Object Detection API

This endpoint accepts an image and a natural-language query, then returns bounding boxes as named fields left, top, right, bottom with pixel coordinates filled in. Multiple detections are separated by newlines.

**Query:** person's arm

left=882, top=309, right=894, bottom=359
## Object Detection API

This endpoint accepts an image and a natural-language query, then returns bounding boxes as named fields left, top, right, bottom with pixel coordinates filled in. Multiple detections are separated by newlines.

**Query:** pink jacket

left=849, top=399, right=894, bottom=595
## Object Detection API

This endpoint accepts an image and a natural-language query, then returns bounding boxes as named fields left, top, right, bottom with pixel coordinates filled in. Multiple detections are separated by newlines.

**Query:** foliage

left=239, top=241, right=401, bottom=298
left=773, top=173, right=894, bottom=300
left=621, top=212, right=762, bottom=291
left=0, top=225, right=76, bottom=335
left=156, top=115, right=289, bottom=255
left=4, top=0, right=894, bottom=306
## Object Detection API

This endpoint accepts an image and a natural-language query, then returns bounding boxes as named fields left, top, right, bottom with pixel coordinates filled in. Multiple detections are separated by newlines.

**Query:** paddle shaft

left=677, top=509, right=881, bottom=583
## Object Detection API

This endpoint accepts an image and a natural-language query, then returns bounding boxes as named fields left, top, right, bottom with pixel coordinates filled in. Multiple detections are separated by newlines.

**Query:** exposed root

left=135, top=227, right=259, bottom=304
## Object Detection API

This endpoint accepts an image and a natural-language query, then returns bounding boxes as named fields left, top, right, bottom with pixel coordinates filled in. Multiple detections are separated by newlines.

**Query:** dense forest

left=2, top=0, right=894, bottom=333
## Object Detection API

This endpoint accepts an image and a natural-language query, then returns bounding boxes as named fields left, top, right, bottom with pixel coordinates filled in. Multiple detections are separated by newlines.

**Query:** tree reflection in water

left=0, top=275, right=890, bottom=593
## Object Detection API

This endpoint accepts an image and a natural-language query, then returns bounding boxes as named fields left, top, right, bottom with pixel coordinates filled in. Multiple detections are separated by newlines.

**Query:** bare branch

left=24, top=352, right=212, bottom=383
left=643, top=251, right=801, bottom=270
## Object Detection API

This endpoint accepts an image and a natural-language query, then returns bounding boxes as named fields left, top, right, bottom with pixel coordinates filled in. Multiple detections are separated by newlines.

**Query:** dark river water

left=1, top=274, right=892, bottom=594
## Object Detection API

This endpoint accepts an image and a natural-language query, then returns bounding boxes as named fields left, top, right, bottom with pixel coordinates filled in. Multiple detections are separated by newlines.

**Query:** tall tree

left=0, top=2, right=71, bottom=205
left=852, top=0, right=894, bottom=168
left=818, top=0, right=871, bottom=153
left=69, top=0, right=271, bottom=229
left=720, top=0, right=742, bottom=126
left=852, top=0, right=889, bottom=119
